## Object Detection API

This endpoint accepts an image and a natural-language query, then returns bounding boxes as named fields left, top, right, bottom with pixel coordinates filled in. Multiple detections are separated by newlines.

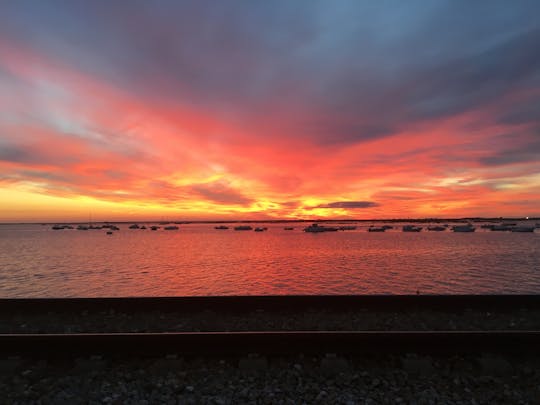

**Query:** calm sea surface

left=0, top=222, right=539, bottom=297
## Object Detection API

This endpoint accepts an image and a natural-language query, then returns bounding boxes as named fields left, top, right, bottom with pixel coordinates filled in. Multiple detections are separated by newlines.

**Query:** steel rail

left=1, top=330, right=539, bottom=357
left=1, top=295, right=540, bottom=314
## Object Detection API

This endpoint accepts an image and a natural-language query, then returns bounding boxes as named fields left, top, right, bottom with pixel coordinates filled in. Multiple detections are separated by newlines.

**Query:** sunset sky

left=1, top=1, right=539, bottom=222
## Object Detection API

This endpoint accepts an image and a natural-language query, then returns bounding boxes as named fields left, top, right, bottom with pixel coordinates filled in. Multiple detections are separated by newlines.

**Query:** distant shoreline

left=0, top=217, right=538, bottom=225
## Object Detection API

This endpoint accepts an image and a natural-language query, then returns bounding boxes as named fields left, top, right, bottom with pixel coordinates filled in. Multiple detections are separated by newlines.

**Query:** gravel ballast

left=2, top=353, right=540, bottom=404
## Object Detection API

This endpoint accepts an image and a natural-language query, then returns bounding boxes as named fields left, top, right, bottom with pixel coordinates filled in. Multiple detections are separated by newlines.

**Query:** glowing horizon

left=1, top=1, right=539, bottom=222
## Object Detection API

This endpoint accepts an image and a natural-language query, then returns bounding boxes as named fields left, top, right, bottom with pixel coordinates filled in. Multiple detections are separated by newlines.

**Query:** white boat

left=402, top=225, right=422, bottom=232
left=303, top=224, right=339, bottom=232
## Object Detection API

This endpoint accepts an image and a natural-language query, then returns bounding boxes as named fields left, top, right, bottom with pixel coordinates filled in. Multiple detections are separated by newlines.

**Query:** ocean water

left=0, top=222, right=538, bottom=297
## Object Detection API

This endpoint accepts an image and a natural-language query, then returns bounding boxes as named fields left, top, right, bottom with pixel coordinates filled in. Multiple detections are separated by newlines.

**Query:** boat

left=284, top=227, right=294, bottom=230
left=303, top=224, right=339, bottom=233
left=452, top=224, right=475, bottom=232
left=368, top=227, right=385, bottom=232
left=234, top=226, right=253, bottom=231
left=164, top=225, right=179, bottom=230
left=511, top=226, right=535, bottom=233
left=52, top=225, right=66, bottom=230
left=382, top=225, right=393, bottom=230
left=106, top=231, right=113, bottom=235
left=110, top=225, right=120, bottom=231
left=490, top=225, right=512, bottom=231
left=427, top=226, right=446, bottom=231
left=339, top=225, right=357, bottom=231
left=150, top=226, right=159, bottom=231
left=140, top=226, right=147, bottom=230
left=215, top=225, right=229, bottom=230
left=254, top=227, right=267, bottom=232
left=77, top=225, right=89, bottom=230
left=129, top=224, right=140, bottom=229
left=402, top=225, right=422, bottom=232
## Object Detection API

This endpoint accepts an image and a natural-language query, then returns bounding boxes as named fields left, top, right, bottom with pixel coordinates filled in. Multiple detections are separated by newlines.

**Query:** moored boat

left=164, top=225, right=179, bottom=230
left=234, top=225, right=253, bottom=231
left=452, top=224, right=475, bottom=232
left=402, top=225, right=422, bottom=232
left=215, top=225, right=229, bottom=230
left=511, top=226, right=535, bottom=233
left=427, top=226, right=446, bottom=231
left=368, top=226, right=385, bottom=232
left=303, top=224, right=339, bottom=232
left=491, top=225, right=512, bottom=231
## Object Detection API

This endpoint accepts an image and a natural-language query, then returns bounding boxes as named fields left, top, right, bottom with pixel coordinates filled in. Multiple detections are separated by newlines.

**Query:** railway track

left=1, top=295, right=539, bottom=358
left=2, top=294, right=540, bottom=313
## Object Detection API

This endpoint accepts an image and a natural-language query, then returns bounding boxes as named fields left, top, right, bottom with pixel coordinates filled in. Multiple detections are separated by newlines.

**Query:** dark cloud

left=191, top=182, right=254, bottom=206
left=0, top=144, right=32, bottom=163
left=497, top=99, right=540, bottom=126
left=315, top=201, right=379, bottom=209
left=2, top=1, right=539, bottom=147
left=479, top=139, right=540, bottom=166
left=405, top=28, right=540, bottom=121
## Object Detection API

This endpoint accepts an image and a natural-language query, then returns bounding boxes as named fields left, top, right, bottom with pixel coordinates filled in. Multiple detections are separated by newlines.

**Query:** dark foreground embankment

left=1, top=295, right=540, bottom=403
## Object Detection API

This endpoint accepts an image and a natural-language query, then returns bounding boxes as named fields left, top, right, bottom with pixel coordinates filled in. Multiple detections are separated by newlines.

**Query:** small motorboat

left=215, top=225, right=229, bottom=230
left=234, top=226, right=253, bottom=231
left=129, top=224, right=140, bottom=229
left=254, top=227, right=268, bottom=232
left=402, top=225, right=422, bottom=232
left=511, top=226, right=535, bottom=232
left=303, top=224, right=339, bottom=232
left=452, top=224, right=475, bottom=232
